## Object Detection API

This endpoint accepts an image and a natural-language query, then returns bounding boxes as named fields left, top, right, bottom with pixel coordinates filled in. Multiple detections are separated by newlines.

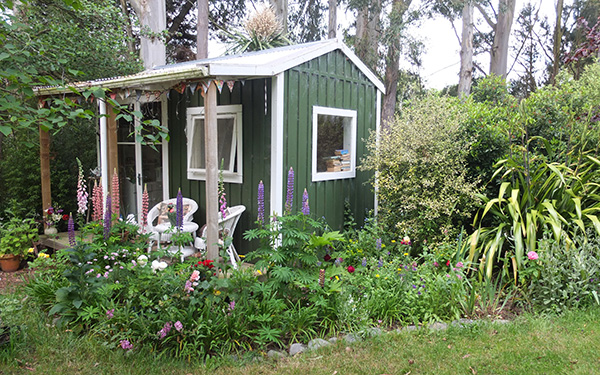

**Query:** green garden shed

left=37, top=38, right=385, bottom=253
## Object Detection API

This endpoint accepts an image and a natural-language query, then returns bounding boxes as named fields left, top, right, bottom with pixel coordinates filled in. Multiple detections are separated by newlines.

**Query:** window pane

left=190, top=118, right=206, bottom=169
left=217, top=118, right=234, bottom=170
left=190, top=117, right=235, bottom=171
left=117, top=103, right=135, bottom=142
left=317, top=114, right=349, bottom=173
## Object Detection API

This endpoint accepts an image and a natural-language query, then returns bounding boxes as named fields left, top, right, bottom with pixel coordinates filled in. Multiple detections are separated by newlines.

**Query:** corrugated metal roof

left=35, top=39, right=385, bottom=96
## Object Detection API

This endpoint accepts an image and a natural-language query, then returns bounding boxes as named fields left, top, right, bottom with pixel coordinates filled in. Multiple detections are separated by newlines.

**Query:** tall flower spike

left=176, top=188, right=183, bottom=231
left=92, top=181, right=103, bottom=222
left=285, top=167, right=294, bottom=214
left=68, top=213, right=75, bottom=247
left=76, top=158, right=88, bottom=216
left=104, top=195, right=112, bottom=240
left=218, top=163, right=228, bottom=219
left=112, top=169, right=120, bottom=219
left=257, top=180, right=265, bottom=225
left=301, top=188, right=310, bottom=215
left=141, top=184, right=149, bottom=232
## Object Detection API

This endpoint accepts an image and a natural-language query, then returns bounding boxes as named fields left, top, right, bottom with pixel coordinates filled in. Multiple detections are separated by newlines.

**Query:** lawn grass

left=1, top=295, right=599, bottom=375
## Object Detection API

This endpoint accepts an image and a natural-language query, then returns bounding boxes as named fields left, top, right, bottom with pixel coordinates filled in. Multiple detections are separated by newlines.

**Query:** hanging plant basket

left=0, top=254, right=22, bottom=273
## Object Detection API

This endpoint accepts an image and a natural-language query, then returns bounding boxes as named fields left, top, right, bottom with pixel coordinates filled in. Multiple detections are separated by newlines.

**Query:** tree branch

left=475, top=2, right=495, bottom=29
left=168, top=0, right=196, bottom=36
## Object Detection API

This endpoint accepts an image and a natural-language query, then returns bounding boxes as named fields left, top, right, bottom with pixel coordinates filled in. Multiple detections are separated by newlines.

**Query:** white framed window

left=186, top=104, right=243, bottom=183
left=312, top=106, right=357, bottom=182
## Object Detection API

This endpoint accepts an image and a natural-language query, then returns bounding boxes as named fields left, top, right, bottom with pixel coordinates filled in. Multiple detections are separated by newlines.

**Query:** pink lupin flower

left=92, top=181, right=103, bottom=222
left=141, top=184, right=149, bottom=232
left=112, top=169, right=119, bottom=219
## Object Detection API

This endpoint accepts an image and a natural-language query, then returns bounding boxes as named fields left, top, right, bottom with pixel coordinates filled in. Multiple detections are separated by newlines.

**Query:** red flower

left=62, top=214, right=69, bottom=221
left=446, top=260, right=451, bottom=266
left=202, top=259, right=215, bottom=269
left=324, top=254, right=331, bottom=262
left=347, top=266, right=355, bottom=273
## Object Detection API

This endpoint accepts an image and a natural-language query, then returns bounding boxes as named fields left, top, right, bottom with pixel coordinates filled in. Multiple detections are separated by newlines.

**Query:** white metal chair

left=147, top=198, right=199, bottom=255
left=194, top=205, right=246, bottom=269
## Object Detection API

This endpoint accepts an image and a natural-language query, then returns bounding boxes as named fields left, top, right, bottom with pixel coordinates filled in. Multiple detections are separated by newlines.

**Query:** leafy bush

left=361, top=94, right=481, bottom=247
left=528, top=235, right=600, bottom=313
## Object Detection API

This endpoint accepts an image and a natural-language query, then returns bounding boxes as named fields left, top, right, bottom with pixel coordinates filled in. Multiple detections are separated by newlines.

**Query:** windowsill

left=312, top=170, right=356, bottom=182
left=187, top=170, right=243, bottom=184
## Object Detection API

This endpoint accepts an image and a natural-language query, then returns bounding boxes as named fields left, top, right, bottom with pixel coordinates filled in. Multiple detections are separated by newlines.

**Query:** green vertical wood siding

left=167, top=79, right=271, bottom=253
left=284, top=50, right=377, bottom=231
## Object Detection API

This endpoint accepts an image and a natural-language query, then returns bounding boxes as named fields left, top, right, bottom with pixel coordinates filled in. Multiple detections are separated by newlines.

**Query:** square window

left=186, top=105, right=243, bottom=183
left=312, top=106, right=357, bottom=182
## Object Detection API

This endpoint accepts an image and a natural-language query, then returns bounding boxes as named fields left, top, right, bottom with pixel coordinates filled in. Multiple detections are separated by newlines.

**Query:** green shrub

left=528, top=235, right=600, bottom=313
left=361, top=94, right=481, bottom=247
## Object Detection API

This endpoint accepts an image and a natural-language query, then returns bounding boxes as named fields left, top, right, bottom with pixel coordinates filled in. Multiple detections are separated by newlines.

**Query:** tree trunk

left=381, top=0, right=410, bottom=129
left=328, top=0, right=337, bottom=39
left=197, top=0, right=208, bottom=59
left=489, top=0, right=515, bottom=78
left=129, top=0, right=166, bottom=69
left=550, top=0, right=563, bottom=85
left=354, top=0, right=381, bottom=71
left=458, top=0, right=474, bottom=98
left=270, top=0, right=288, bottom=33
left=119, top=0, right=136, bottom=55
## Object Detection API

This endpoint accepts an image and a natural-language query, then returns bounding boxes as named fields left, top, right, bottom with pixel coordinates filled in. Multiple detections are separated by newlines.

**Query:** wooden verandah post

left=40, top=125, right=51, bottom=227
left=204, top=81, right=219, bottom=261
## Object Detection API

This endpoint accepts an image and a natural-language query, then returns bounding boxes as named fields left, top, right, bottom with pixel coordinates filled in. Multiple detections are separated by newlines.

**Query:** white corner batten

left=374, top=90, right=382, bottom=217
left=270, top=73, right=285, bottom=218
left=98, top=99, right=108, bottom=209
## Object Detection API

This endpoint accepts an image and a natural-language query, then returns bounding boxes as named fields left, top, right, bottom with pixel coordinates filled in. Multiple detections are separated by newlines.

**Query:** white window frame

left=312, top=106, right=357, bottom=182
left=186, top=104, right=243, bottom=184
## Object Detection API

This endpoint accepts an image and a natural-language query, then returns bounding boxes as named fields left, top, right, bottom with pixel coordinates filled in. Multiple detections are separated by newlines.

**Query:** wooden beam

left=205, top=81, right=219, bottom=261
left=39, top=125, right=51, bottom=227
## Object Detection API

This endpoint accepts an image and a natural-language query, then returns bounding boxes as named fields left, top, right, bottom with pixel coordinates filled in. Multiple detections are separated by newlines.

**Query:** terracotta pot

left=0, top=254, right=22, bottom=272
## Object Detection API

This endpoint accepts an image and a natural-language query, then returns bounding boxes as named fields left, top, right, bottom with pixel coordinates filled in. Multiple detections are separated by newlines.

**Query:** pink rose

left=527, top=251, right=538, bottom=260
left=190, top=270, right=200, bottom=282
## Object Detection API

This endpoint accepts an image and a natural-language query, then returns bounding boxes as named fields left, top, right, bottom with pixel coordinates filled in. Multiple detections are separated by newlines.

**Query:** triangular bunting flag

left=174, top=83, right=186, bottom=94
left=136, top=90, right=142, bottom=101
left=240, top=80, right=246, bottom=87
left=227, top=80, right=235, bottom=92
left=38, top=98, right=45, bottom=109
left=166, top=90, right=171, bottom=100
left=154, top=91, right=161, bottom=100
left=145, top=91, right=152, bottom=101
left=188, top=82, right=198, bottom=95
left=124, top=88, right=131, bottom=99
left=109, top=92, right=117, bottom=100
left=118, top=90, right=126, bottom=100
left=215, top=80, right=224, bottom=94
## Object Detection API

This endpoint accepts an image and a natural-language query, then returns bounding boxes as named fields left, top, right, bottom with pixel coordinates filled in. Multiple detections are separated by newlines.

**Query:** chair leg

left=226, top=246, right=238, bottom=270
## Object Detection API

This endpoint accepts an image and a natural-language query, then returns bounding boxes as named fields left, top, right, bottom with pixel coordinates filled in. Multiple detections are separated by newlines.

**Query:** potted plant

left=0, top=217, right=39, bottom=272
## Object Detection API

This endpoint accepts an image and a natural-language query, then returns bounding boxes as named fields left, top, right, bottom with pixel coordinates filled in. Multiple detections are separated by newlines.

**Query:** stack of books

left=325, top=150, right=351, bottom=172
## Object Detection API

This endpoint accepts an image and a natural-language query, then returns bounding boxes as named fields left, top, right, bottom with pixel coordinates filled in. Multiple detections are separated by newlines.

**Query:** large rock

left=289, top=343, right=306, bottom=356
left=344, top=333, right=362, bottom=343
left=308, top=338, right=330, bottom=351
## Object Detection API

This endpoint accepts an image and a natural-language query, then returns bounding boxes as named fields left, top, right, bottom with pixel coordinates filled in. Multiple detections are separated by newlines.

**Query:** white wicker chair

left=147, top=197, right=199, bottom=252
left=194, top=205, right=246, bottom=269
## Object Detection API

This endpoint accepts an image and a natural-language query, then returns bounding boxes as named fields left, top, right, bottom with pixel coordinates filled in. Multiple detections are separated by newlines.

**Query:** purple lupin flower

left=362, top=257, right=367, bottom=267
left=257, top=180, right=265, bottom=225
left=104, top=195, right=112, bottom=240
left=68, top=213, right=75, bottom=247
left=284, top=167, right=294, bottom=214
left=176, top=189, right=183, bottom=231
left=376, top=238, right=382, bottom=251
left=301, top=188, right=310, bottom=215
left=378, top=258, right=383, bottom=268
